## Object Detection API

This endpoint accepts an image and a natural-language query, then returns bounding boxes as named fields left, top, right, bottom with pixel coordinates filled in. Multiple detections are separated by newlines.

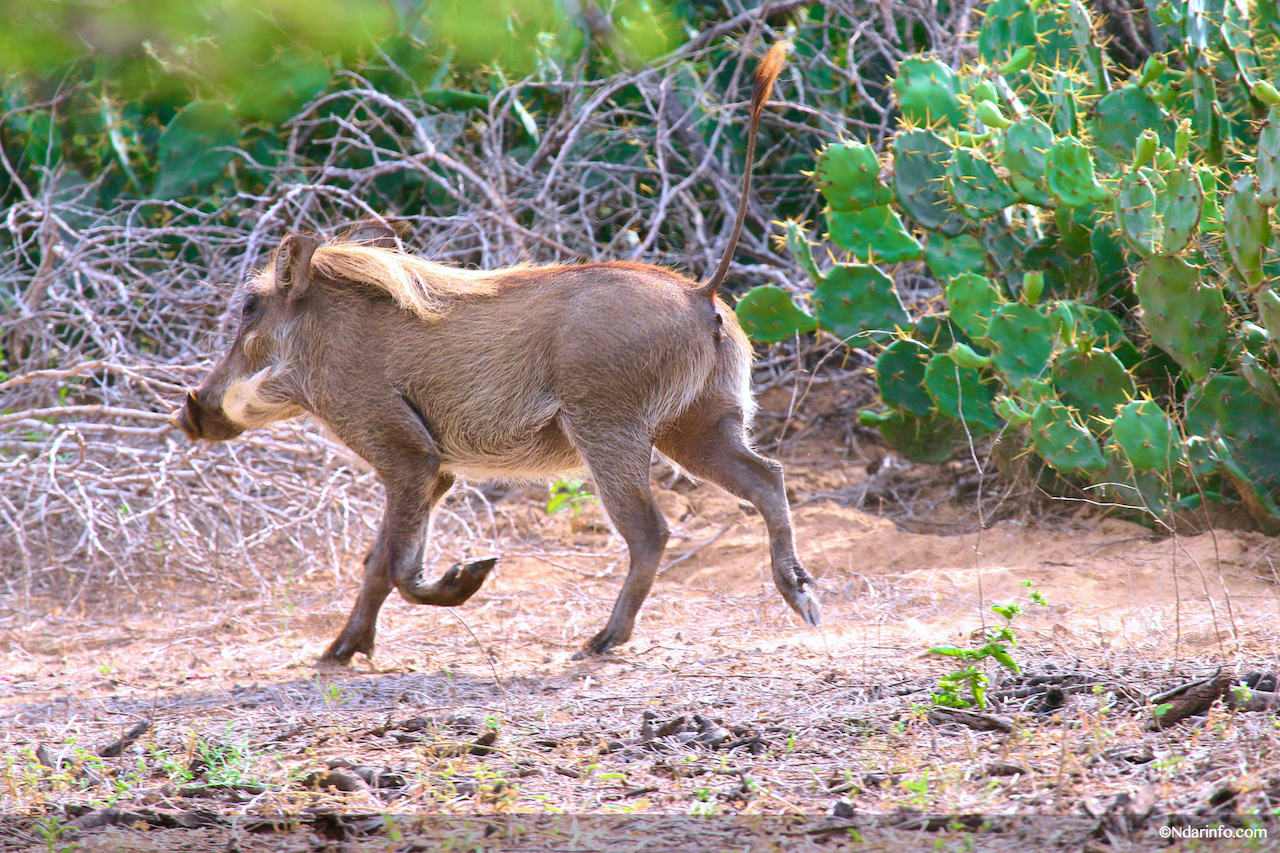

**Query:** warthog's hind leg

left=656, top=404, right=819, bottom=628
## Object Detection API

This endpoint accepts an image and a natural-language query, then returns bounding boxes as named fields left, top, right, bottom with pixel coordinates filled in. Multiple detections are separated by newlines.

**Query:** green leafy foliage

left=547, top=479, right=597, bottom=516
left=153, top=101, right=240, bottom=200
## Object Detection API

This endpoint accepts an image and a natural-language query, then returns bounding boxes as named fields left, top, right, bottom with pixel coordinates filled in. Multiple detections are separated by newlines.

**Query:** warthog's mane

left=307, top=244, right=519, bottom=322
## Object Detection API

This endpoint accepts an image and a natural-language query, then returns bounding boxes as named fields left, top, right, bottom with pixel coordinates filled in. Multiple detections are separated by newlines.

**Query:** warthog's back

left=305, top=256, right=750, bottom=480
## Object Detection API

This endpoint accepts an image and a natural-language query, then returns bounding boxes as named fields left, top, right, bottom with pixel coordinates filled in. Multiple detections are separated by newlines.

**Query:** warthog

left=173, top=43, right=818, bottom=664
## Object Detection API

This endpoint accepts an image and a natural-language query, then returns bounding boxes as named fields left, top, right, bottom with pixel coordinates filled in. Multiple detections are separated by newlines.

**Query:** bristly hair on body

left=301, top=244, right=504, bottom=321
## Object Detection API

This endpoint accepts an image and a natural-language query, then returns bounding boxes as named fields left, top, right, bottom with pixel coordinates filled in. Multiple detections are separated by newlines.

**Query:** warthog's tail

left=696, top=40, right=788, bottom=303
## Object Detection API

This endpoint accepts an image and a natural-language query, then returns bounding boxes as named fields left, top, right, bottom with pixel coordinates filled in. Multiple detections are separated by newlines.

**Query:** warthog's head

left=173, top=234, right=320, bottom=441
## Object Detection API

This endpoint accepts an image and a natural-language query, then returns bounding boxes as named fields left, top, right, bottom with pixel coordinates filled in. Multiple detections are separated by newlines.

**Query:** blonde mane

left=308, top=244, right=505, bottom=321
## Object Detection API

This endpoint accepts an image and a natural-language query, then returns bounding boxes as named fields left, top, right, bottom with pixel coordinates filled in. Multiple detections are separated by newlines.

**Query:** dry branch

left=0, top=1, right=967, bottom=604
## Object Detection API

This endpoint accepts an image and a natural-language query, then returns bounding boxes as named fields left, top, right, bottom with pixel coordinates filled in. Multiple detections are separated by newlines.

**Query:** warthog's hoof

left=775, top=562, right=820, bottom=627
left=318, top=633, right=375, bottom=667
left=438, top=557, right=498, bottom=601
left=572, top=627, right=629, bottom=660
left=400, top=557, right=497, bottom=606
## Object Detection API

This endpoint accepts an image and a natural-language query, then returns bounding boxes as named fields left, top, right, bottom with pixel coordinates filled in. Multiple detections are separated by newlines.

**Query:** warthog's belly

left=440, top=414, right=582, bottom=481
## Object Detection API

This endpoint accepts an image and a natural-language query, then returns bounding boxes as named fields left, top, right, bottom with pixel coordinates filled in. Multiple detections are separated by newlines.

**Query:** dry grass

left=4, top=3, right=1279, bottom=850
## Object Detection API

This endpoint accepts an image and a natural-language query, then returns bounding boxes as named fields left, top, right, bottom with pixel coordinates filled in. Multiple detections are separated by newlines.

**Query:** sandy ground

left=3, top=415, right=1280, bottom=851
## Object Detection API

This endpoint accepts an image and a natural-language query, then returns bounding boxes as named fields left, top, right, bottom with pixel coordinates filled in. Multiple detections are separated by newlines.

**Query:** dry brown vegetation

left=4, top=384, right=1280, bottom=851
left=4, top=3, right=1280, bottom=850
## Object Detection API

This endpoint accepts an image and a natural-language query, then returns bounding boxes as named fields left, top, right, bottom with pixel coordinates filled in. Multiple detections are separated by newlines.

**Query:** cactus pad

left=1031, top=401, right=1108, bottom=472
left=1045, top=135, right=1111, bottom=207
left=1158, top=161, right=1203, bottom=255
left=1257, top=107, right=1280, bottom=207
left=1224, top=173, right=1270, bottom=288
left=985, top=302, right=1055, bottom=387
left=1186, top=376, right=1280, bottom=525
left=812, top=264, right=910, bottom=345
left=948, top=147, right=1019, bottom=217
left=859, top=409, right=970, bottom=464
left=893, top=129, right=963, bottom=233
left=734, top=285, right=818, bottom=343
left=1110, top=399, right=1179, bottom=471
left=1050, top=346, right=1135, bottom=421
left=826, top=205, right=924, bottom=263
left=924, top=352, right=1000, bottom=433
left=816, top=141, right=893, bottom=212
left=1113, top=167, right=1160, bottom=255
left=876, top=338, right=934, bottom=416
left=945, top=272, right=1006, bottom=340
left=1000, top=115, right=1055, bottom=206
left=977, top=0, right=1037, bottom=64
left=785, top=219, right=822, bottom=282
left=924, top=233, right=987, bottom=281
left=1091, top=85, right=1173, bottom=160
left=1133, top=254, right=1227, bottom=380
left=893, top=57, right=965, bottom=128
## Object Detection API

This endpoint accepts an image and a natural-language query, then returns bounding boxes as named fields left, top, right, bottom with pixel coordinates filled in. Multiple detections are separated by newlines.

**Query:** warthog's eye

left=241, top=293, right=259, bottom=322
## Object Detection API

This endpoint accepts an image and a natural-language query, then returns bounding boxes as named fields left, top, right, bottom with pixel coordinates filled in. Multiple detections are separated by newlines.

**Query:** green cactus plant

left=1256, top=107, right=1280, bottom=206
left=876, top=338, right=934, bottom=417
left=893, top=57, right=965, bottom=128
left=924, top=352, right=1001, bottom=433
left=1000, top=115, right=1055, bottom=206
left=924, top=233, right=986, bottom=280
left=1111, top=399, right=1181, bottom=471
left=753, top=0, right=1280, bottom=529
left=816, top=141, right=893, bottom=212
left=1050, top=346, right=1135, bottom=421
left=734, top=285, right=817, bottom=343
left=1091, top=85, right=1174, bottom=160
left=1133, top=254, right=1228, bottom=380
left=1045, top=135, right=1110, bottom=207
left=893, top=129, right=964, bottom=234
left=1224, top=173, right=1271, bottom=289
left=948, top=147, right=1019, bottom=217
left=985, top=303, right=1055, bottom=387
left=785, top=219, right=822, bottom=282
left=944, top=272, right=1005, bottom=340
left=1031, top=401, right=1108, bottom=472
left=827, top=206, right=923, bottom=263
left=812, top=264, right=910, bottom=344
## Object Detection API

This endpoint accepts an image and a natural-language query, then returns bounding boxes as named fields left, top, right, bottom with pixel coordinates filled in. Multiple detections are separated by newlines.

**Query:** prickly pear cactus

left=735, top=0, right=1280, bottom=529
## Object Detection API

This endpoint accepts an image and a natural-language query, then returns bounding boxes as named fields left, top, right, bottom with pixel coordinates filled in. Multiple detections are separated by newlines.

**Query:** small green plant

left=546, top=478, right=596, bottom=516
left=315, top=678, right=344, bottom=708
left=32, top=814, right=78, bottom=853
left=929, top=582, right=1046, bottom=708
left=193, top=735, right=256, bottom=787
left=902, top=771, right=931, bottom=809
left=149, top=744, right=193, bottom=785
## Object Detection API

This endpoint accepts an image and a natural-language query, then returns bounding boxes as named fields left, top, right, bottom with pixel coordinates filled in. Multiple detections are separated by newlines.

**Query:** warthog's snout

left=173, top=389, right=244, bottom=442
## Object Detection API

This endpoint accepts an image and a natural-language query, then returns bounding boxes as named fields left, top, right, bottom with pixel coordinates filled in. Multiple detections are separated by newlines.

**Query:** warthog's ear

left=342, top=220, right=402, bottom=250
left=275, top=234, right=320, bottom=302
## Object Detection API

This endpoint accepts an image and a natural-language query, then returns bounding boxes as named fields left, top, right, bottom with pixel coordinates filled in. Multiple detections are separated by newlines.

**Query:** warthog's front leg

left=320, top=471, right=496, bottom=666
